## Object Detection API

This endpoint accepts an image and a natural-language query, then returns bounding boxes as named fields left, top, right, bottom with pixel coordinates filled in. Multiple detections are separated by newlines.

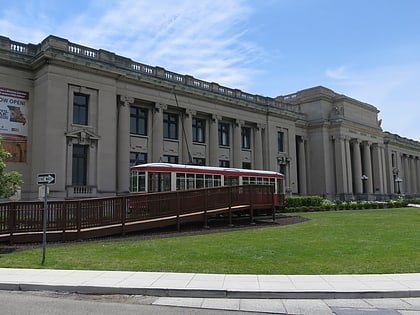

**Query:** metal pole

left=42, top=183, right=47, bottom=265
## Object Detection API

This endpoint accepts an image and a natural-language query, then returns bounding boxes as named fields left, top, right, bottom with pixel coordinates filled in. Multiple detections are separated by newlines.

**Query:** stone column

left=117, top=95, right=133, bottom=194
left=209, top=114, right=219, bottom=166
left=380, top=145, right=388, bottom=194
left=233, top=119, right=242, bottom=168
left=351, top=140, right=363, bottom=194
left=334, top=136, right=347, bottom=194
left=345, top=137, right=353, bottom=194
left=182, top=109, right=194, bottom=164
left=371, top=143, right=384, bottom=194
left=254, top=124, right=263, bottom=170
left=298, top=136, right=307, bottom=195
left=403, top=155, right=409, bottom=193
left=152, top=103, right=166, bottom=162
left=362, top=142, right=373, bottom=194
left=416, top=158, right=420, bottom=194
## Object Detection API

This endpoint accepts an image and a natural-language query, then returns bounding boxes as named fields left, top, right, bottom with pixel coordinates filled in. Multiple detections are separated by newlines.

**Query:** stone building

left=0, top=35, right=419, bottom=200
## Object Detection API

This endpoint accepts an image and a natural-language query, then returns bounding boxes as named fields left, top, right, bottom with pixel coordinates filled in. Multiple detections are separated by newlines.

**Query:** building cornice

left=0, top=35, right=304, bottom=121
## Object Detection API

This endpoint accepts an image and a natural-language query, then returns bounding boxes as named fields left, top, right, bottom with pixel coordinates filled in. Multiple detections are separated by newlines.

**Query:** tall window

left=192, top=118, right=205, bottom=143
left=72, top=144, right=88, bottom=185
left=218, top=122, right=230, bottom=146
left=162, top=155, right=178, bottom=164
left=241, top=127, right=251, bottom=149
left=130, top=107, right=148, bottom=135
left=192, top=157, right=205, bottom=165
left=219, top=160, right=230, bottom=167
left=130, top=152, right=147, bottom=166
left=163, top=113, right=178, bottom=140
left=73, top=93, right=89, bottom=125
left=278, top=131, right=284, bottom=152
left=242, top=162, right=251, bottom=169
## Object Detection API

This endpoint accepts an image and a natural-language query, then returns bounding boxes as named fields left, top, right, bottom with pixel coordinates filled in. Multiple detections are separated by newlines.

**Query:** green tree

left=0, top=140, right=23, bottom=198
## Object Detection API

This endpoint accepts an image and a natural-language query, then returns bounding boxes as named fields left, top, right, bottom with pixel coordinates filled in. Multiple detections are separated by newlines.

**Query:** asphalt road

left=0, top=291, right=261, bottom=315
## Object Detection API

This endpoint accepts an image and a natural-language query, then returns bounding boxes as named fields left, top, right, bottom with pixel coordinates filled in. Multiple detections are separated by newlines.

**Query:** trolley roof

left=131, top=163, right=284, bottom=178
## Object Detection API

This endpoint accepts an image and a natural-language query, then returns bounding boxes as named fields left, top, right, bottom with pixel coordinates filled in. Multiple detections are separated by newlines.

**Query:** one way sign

left=37, top=173, right=56, bottom=185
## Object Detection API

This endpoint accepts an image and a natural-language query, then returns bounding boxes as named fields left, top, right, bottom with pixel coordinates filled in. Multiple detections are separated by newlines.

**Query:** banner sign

left=0, top=87, right=28, bottom=162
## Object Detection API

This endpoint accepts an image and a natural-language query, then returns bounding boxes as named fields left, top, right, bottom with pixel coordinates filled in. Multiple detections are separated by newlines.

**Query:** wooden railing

left=0, top=185, right=275, bottom=244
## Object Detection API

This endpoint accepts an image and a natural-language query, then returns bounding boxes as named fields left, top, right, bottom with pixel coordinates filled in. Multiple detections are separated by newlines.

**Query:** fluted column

left=298, top=136, right=307, bottom=195
left=371, top=143, right=384, bottom=194
left=410, top=156, right=417, bottom=193
left=362, top=142, right=373, bottom=194
left=345, top=137, right=353, bottom=194
left=152, top=103, right=166, bottom=162
left=254, top=124, right=263, bottom=170
left=233, top=119, right=242, bottom=168
left=209, top=114, right=219, bottom=166
left=403, top=155, right=409, bottom=193
left=182, top=109, right=194, bottom=164
left=416, top=158, right=420, bottom=194
left=117, top=95, right=133, bottom=194
left=352, top=140, right=363, bottom=194
left=334, top=136, right=347, bottom=194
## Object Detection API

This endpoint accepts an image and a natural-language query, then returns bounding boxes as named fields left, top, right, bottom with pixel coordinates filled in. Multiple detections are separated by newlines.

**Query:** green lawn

left=0, top=208, right=419, bottom=274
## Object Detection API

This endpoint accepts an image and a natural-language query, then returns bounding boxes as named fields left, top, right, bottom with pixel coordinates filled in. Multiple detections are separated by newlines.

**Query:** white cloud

left=0, top=0, right=260, bottom=90
left=327, top=63, right=420, bottom=141
left=55, top=0, right=259, bottom=90
left=325, top=65, right=350, bottom=80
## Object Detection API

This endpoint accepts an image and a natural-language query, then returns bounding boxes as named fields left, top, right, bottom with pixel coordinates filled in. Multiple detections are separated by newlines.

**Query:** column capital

left=155, top=103, right=167, bottom=112
left=235, top=119, right=244, bottom=127
left=119, top=95, right=134, bottom=106
left=185, top=108, right=196, bottom=116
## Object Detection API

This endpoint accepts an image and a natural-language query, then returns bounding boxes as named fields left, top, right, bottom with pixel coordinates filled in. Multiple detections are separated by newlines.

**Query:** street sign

left=37, top=173, right=56, bottom=185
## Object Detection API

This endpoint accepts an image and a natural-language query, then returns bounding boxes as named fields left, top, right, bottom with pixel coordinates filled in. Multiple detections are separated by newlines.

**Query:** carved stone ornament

left=277, top=154, right=291, bottom=165
left=66, top=128, right=100, bottom=147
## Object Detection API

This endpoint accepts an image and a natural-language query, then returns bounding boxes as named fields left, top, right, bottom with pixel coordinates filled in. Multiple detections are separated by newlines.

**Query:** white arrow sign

left=37, top=173, right=56, bottom=185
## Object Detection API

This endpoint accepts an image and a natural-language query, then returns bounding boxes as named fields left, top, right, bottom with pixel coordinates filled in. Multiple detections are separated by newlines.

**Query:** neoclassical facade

left=0, top=35, right=419, bottom=200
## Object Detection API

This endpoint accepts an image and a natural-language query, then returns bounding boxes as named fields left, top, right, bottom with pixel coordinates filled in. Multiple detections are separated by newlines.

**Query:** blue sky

left=1, top=0, right=420, bottom=140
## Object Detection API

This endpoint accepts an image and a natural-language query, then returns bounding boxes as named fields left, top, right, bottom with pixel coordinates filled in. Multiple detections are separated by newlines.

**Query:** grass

left=0, top=208, right=419, bottom=274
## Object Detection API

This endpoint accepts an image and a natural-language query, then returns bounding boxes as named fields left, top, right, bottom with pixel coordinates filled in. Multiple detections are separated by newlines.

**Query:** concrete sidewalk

left=0, top=268, right=419, bottom=299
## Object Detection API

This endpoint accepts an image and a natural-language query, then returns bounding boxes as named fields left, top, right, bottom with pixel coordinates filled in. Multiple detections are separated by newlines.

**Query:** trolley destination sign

left=37, top=173, right=56, bottom=185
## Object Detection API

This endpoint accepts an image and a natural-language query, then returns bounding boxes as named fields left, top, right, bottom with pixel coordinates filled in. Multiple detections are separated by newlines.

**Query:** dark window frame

left=73, top=93, right=89, bottom=125
left=72, top=144, right=88, bottom=185
left=130, top=152, right=147, bottom=166
left=130, top=107, right=148, bottom=136
left=241, top=127, right=251, bottom=149
left=218, top=122, right=230, bottom=146
left=163, top=112, right=179, bottom=140
left=192, top=117, right=206, bottom=143
left=278, top=131, right=284, bottom=152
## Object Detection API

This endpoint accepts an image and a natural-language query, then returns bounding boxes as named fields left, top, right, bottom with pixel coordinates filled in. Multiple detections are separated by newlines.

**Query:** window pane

left=218, top=123, right=229, bottom=146
left=241, top=127, right=251, bottom=149
left=163, top=113, right=178, bottom=139
left=193, top=118, right=205, bottom=143
left=72, top=144, right=88, bottom=185
left=130, top=107, right=148, bottom=135
left=73, top=93, right=88, bottom=125
left=278, top=131, right=284, bottom=152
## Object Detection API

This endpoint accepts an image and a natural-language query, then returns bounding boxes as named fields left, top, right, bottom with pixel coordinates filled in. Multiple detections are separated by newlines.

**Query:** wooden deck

left=0, top=185, right=276, bottom=244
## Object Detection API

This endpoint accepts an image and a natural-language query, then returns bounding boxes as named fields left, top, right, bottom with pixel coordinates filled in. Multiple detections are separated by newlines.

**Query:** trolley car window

left=196, top=174, right=204, bottom=188
left=205, top=175, right=213, bottom=187
left=187, top=174, right=195, bottom=189
left=214, top=175, right=221, bottom=187
left=130, top=171, right=146, bottom=192
left=149, top=172, right=171, bottom=192
left=225, top=176, right=239, bottom=186
left=176, top=173, right=186, bottom=190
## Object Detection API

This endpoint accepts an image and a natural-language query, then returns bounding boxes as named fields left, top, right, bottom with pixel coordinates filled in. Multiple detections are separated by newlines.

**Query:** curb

left=1, top=283, right=420, bottom=300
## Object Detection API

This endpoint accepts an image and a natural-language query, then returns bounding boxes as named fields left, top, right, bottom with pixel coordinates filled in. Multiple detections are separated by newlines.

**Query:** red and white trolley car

left=130, top=163, right=285, bottom=206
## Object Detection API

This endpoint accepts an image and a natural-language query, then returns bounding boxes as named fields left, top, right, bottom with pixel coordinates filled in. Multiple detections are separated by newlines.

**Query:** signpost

left=37, top=173, right=56, bottom=265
